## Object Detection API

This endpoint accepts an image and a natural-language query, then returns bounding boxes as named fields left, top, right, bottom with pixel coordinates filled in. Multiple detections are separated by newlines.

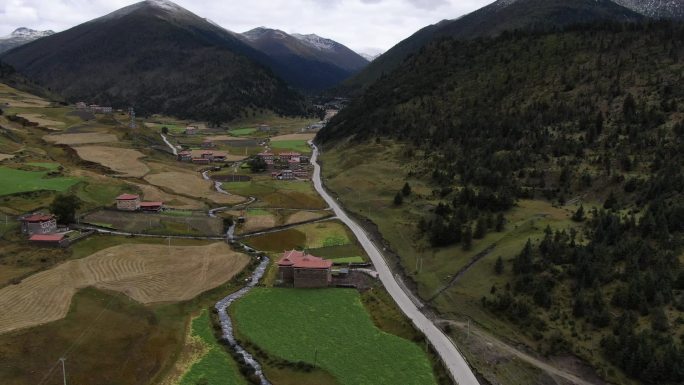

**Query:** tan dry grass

left=145, top=171, right=245, bottom=205
left=285, top=211, right=328, bottom=225
left=0, top=154, right=14, bottom=161
left=270, top=133, right=316, bottom=141
left=127, top=182, right=205, bottom=210
left=73, top=146, right=150, bottom=177
left=17, top=113, right=65, bottom=130
left=158, top=314, right=209, bottom=385
left=0, top=243, right=249, bottom=334
left=44, top=133, right=118, bottom=145
left=0, top=84, right=50, bottom=108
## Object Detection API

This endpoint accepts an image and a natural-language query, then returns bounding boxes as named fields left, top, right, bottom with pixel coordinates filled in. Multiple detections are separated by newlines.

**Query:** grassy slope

left=233, top=288, right=437, bottom=385
left=179, top=310, right=247, bottom=385
left=319, top=141, right=618, bottom=383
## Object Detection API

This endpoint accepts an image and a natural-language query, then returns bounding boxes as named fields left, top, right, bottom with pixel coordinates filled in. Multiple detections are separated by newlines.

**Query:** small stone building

left=21, top=213, right=57, bottom=235
left=116, top=194, right=141, bottom=211
left=277, top=250, right=332, bottom=288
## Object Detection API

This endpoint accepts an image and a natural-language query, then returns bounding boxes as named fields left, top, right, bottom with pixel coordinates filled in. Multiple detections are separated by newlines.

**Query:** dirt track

left=0, top=243, right=249, bottom=334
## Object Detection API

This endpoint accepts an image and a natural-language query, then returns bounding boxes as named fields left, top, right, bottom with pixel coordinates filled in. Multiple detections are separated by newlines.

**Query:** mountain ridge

left=1, top=0, right=310, bottom=122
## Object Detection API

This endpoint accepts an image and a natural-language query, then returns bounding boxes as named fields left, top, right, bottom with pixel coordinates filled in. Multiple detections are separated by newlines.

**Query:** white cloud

left=0, top=0, right=494, bottom=51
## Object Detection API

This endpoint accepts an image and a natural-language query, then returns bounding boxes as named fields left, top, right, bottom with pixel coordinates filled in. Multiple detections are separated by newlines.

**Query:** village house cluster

left=176, top=150, right=228, bottom=165
left=115, top=194, right=164, bottom=212
left=256, top=151, right=310, bottom=180
left=75, top=102, right=113, bottom=114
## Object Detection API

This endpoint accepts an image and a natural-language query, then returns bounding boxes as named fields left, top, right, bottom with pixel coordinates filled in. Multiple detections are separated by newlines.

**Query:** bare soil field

left=44, top=133, right=118, bottom=145
left=73, top=145, right=150, bottom=177
left=17, top=113, right=65, bottom=130
left=270, top=133, right=316, bottom=141
left=145, top=171, right=245, bottom=205
left=128, top=182, right=205, bottom=210
left=0, top=243, right=249, bottom=334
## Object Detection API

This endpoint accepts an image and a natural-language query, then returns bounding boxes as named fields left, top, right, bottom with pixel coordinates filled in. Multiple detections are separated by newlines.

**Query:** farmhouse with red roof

left=21, top=213, right=57, bottom=236
left=116, top=194, right=164, bottom=212
left=277, top=250, right=333, bottom=288
left=29, top=233, right=65, bottom=247
left=116, top=194, right=140, bottom=211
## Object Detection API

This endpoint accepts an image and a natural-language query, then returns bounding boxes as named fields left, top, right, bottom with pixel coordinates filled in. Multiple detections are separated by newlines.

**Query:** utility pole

left=59, top=357, right=67, bottom=385
left=129, top=107, right=136, bottom=129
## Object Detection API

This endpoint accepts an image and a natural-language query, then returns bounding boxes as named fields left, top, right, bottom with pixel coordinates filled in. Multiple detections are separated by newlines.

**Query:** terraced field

left=0, top=243, right=249, bottom=334
left=73, top=146, right=149, bottom=177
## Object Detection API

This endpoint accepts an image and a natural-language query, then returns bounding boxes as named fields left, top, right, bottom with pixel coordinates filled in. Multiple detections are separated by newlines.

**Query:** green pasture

left=0, top=167, right=79, bottom=196
left=233, top=288, right=436, bottom=385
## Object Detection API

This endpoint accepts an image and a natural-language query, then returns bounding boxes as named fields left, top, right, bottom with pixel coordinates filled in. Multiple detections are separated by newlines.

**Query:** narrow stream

left=215, top=256, right=272, bottom=385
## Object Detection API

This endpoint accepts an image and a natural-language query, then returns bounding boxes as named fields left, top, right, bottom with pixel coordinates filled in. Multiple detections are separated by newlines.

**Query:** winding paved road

left=310, top=142, right=480, bottom=385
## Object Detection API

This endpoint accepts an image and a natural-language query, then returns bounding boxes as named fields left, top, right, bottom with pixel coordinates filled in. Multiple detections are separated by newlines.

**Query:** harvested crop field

left=44, top=133, right=118, bottom=145
left=146, top=171, right=245, bottom=205
left=0, top=243, right=249, bottom=334
left=73, top=146, right=149, bottom=177
left=228, top=210, right=277, bottom=234
left=244, top=228, right=307, bottom=252
left=128, top=182, right=205, bottom=209
left=17, top=113, right=65, bottom=130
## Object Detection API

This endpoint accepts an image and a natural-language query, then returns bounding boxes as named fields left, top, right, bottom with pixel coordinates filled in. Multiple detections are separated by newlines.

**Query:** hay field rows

left=0, top=243, right=249, bottom=334
left=73, top=145, right=149, bottom=177
left=44, top=133, right=118, bottom=145
left=146, top=171, right=245, bottom=205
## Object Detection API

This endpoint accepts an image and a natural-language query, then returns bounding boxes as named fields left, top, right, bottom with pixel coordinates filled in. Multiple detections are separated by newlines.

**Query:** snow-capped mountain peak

left=243, top=27, right=290, bottom=41
left=611, top=0, right=683, bottom=18
left=145, top=0, right=184, bottom=12
left=292, top=33, right=336, bottom=51
left=5, top=28, right=54, bottom=40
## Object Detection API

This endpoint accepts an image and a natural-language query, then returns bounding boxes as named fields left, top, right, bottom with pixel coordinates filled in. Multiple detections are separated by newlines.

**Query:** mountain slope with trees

left=319, top=21, right=684, bottom=383
left=343, top=0, right=644, bottom=91
left=0, top=0, right=312, bottom=123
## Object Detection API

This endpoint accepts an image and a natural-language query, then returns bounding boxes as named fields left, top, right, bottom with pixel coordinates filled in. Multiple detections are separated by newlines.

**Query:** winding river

left=215, top=256, right=272, bottom=385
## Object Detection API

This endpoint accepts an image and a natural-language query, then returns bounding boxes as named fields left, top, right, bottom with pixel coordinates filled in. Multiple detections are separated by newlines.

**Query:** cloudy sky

left=0, top=0, right=494, bottom=54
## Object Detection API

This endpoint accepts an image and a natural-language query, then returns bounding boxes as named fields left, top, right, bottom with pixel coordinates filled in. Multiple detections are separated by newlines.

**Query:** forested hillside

left=320, top=21, right=684, bottom=383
